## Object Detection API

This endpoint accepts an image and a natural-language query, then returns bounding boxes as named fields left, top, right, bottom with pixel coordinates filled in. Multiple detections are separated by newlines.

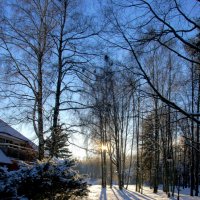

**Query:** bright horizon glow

left=101, top=144, right=107, bottom=151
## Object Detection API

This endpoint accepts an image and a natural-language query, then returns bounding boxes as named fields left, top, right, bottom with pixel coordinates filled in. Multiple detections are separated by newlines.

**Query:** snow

left=83, top=185, right=200, bottom=200
left=0, top=149, right=12, bottom=164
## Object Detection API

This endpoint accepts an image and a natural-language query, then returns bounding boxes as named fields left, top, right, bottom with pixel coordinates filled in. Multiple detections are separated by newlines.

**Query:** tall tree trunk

left=195, top=72, right=200, bottom=196
left=153, top=98, right=159, bottom=193
left=109, top=153, right=113, bottom=188
left=38, top=58, right=44, bottom=160
left=126, top=96, right=135, bottom=189
left=136, top=94, right=140, bottom=192
left=122, top=102, right=130, bottom=188
left=191, top=64, right=195, bottom=196
left=50, top=0, right=68, bottom=158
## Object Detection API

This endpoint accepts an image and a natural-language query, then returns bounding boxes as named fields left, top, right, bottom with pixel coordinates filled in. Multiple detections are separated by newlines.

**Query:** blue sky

left=1, top=0, right=199, bottom=159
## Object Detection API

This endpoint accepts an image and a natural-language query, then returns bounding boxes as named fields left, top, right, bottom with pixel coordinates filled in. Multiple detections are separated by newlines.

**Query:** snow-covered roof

left=0, top=119, right=30, bottom=142
left=0, top=149, right=12, bottom=164
left=0, top=119, right=37, bottom=150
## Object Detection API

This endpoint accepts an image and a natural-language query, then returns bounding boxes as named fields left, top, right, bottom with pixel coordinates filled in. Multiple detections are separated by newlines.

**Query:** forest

left=0, top=0, right=199, bottom=199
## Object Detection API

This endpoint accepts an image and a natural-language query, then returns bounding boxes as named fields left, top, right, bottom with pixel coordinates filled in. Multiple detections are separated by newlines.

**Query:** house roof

left=0, top=119, right=31, bottom=142
left=0, top=149, right=12, bottom=164
left=0, top=119, right=37, bottom=150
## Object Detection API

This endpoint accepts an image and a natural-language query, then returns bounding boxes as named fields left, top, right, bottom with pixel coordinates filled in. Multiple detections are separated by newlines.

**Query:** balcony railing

left=0, top=142, right=37, bottom=162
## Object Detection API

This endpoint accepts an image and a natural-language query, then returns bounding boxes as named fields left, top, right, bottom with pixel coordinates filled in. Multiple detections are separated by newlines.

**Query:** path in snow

left=82, top=185, right=200, bottom=200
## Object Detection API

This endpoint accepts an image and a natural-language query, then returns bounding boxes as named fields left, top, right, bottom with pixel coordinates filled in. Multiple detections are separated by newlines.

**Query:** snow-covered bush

left=0, top=159, right=88, bottom=199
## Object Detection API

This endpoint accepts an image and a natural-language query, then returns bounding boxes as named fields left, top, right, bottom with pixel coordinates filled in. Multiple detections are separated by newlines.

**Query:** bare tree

left=45, top=0, right=99, bottom=157
left=0, top=0, right=55, bottom=159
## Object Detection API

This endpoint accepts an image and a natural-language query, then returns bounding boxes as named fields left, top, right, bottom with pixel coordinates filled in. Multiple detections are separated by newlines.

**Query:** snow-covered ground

left=82, top=185, right=200, bottom=200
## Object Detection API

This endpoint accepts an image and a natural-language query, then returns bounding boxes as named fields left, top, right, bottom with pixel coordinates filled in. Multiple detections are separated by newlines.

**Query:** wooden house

left=0, top=119, right=37, bottom=168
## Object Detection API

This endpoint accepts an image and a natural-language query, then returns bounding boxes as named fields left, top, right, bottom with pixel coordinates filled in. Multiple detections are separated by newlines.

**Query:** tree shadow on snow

left=99, top=188, right=107, bottom=200
left=125, top=189, right=156, bottom=200
left=111, top=188, right=120, bottom=200
left=113, top=186, right=156, bottom=200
